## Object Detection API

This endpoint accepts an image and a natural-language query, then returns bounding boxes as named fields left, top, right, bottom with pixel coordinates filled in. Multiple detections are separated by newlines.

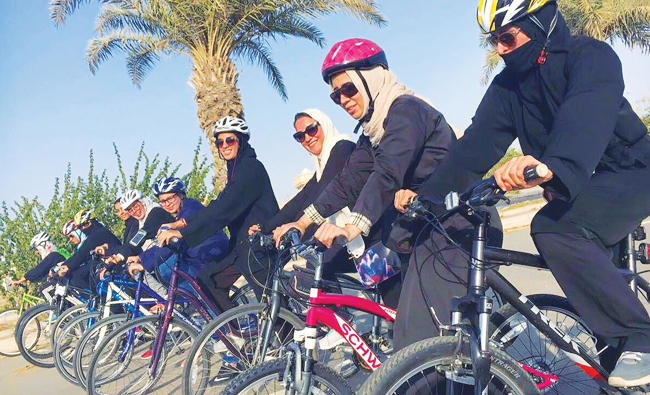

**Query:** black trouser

left=533, top=231, right=650, bottom=354
left=393, top=211, right=503, bottom=351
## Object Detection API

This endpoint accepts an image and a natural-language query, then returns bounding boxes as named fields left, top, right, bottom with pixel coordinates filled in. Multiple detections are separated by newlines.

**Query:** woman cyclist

left=400, top=0, right=650, bottom=386
left=158, top=117, right=279, bottom=311
left=10, top=232, right=68, bottom=287
left=274, top=38, right=460, bottom=310
left=251, top=109, right=357, bottom=276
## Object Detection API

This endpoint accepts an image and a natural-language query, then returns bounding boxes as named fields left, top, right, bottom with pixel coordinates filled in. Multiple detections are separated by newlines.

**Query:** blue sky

left=1, top=0, right=649, bottom=207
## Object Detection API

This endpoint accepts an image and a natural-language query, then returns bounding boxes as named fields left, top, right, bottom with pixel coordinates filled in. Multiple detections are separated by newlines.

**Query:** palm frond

left=95, top=4, right=167, bottom=37
left=233, top=39, right=287, bottom=100
left=126, top=44, right=162, bottom=87
left=49, top=0, right=117, bottom=26
left=86, top=30, right=169, bottom=76
left=481, top=49, right=502, bottom=85
left=302, top=0, right=386, bottom=26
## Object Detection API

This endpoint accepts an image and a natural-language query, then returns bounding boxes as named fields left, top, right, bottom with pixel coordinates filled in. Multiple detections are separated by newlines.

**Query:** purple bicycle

left=85, top=246, right=253, bottom=395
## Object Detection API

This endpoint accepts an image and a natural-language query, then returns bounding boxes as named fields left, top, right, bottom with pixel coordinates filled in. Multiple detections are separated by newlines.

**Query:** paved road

left=2, top=226, right=649, bottom=393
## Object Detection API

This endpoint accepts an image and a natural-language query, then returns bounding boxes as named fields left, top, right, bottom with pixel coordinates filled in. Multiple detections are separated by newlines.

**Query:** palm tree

left=481, top=0, right=650, bottom=84
left=50, top=0, right=384, bottom=188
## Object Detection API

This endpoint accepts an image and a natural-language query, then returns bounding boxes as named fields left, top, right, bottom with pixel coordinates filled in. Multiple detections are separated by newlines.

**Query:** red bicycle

left=225, top=230, right=396, bottom=394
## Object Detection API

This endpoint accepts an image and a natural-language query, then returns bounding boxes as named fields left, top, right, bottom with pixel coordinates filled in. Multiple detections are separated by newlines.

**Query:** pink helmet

left=321, top=38, right=388, bottom=83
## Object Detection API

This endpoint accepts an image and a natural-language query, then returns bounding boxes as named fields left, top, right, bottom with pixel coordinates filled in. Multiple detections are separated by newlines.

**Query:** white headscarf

left=35, top=241, right=56, bottom=260
left=296, top=109, right=353, bottom=181
left=138, top=196, right=160, bottom=229
left=344, top=67, right=433, bottom=147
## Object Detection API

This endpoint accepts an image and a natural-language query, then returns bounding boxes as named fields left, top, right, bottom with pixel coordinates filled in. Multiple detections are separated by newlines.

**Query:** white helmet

left=30, top=232, right=50, bottom=249
left=120, top=189, right=143, bottom=210
left=213, top=116, right=249, bottom=139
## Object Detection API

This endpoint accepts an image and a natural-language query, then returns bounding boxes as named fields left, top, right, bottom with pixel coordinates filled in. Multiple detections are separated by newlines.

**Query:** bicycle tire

left=0, top=308, right=21, bottom=356
left=74, top=313, right=130, bottom=390
left=489, top=293, right=611, bottom=394
left=50, top=303, right=88, bottom=348
left=359, top=335, right=539, bottom=395
left=223, top=357, right=354, bottom=395
left=15, top=303, right=58, bottom=368
left=54, top=310, right=100, bottom=385
left=182, top=303, right=304, bottom=395
left=87, top=314, right=198, bottom=395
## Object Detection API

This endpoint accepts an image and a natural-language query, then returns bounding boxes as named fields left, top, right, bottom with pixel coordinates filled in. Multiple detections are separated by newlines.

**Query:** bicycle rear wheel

left=87, top=315, right=197, bottom=395
left=15, top=303, right=58, bottom=367
left=489, top=294, right=605, bottom=394
left=0, top=308, right=20, bottom=356
left=359, top=335, right=538, bottom=395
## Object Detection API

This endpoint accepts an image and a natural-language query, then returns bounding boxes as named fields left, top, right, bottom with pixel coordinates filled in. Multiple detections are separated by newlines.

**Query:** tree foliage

left=0, top=139, right=215, bottom=289
left=50, top=0, right=385, bottom=189
left=484, top=147, right=523, bottom=178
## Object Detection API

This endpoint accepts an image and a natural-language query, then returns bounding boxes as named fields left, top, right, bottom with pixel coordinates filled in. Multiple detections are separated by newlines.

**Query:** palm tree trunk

left=190, top=55, right=243, bottom=191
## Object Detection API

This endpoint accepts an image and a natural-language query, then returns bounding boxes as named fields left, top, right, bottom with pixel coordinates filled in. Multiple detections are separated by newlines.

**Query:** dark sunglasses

left=293, top=121, right=319, bottom=143
left=216, top=136, right=237, bottom=148
left=488, top=28, right=522, bottom=48
left=329, top=82, right=359, bottom=105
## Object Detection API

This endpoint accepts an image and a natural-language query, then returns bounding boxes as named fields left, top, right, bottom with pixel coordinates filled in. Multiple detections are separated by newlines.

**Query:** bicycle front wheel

left=182, top=303, right=304, bottom=394
left=224, top=358, right=353, bottom=395
left=15, top=303, right=58, bottom=367
left=87, top=315, right=197, bottom=395
left=0, top=308, right=20, bottom=356
left=54, top=310, right=100, bottom=385
left=359, top=335, right=539, bottom=395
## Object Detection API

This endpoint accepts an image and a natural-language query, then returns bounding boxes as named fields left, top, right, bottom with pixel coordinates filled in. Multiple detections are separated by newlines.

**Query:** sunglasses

left=329, top=82, right=359, bottom=105
left=159, top=194, right=179, bottom=206
left=216, top=136, right=237, bottom=148
left=293, top=121, right=319, bottom=143
left=488, top=28, right=522, bottom=48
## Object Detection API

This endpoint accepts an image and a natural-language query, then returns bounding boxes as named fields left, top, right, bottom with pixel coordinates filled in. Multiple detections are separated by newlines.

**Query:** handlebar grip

left=523, top=164, right=549, bottom=182
left=332, top=235, right=348, bottom=248
left=281, top=228, right=301, bottom=247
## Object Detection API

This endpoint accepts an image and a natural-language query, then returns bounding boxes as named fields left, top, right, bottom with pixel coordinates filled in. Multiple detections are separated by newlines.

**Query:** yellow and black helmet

left=73, top=209, right=94, bottom=227
left=477, top=0, right=555, bottom=33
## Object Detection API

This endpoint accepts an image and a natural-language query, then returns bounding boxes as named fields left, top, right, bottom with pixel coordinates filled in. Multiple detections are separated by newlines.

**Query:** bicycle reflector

left=638, top=243, right=649, bottom=265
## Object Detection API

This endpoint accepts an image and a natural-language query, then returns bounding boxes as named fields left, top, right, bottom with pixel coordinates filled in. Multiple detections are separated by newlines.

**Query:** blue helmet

left=152, top=177, right=186, bottom=196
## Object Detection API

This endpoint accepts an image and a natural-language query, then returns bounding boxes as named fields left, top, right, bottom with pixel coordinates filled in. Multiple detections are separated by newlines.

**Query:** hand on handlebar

left=273, top=223, right=304, bottom=248
left=94, top=244, right=108, bottom=256
left=314, top=223, right=357, bottom=249
left=493, top=155, right=553, bottom=191
left=248, top=224, right=261, bottom=236
left=394, top=189, right=418, bottom=213
left=127, top=262, right=144, bottom=277
left=126, top=255, right=141, bottom=265
left=158, top=229, right=182, bottom=246
left=58, top=264, right=69, bottom=277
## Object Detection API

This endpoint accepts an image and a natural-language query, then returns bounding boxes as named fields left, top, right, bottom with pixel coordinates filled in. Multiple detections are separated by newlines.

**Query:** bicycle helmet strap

left=353, top=69, right=375, bottom=134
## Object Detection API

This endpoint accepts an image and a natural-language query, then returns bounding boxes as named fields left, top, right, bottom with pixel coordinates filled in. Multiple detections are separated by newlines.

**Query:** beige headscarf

left=295, top=108, right=353, bottom=181
left=344, top=67, right=432, bottom=147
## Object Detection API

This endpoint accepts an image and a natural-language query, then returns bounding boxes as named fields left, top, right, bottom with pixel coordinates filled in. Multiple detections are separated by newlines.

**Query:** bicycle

left=359, top=166, right=650, bottom=394
left=182, top=230, right=388, bottom=394
left=223, top=231, right=398, bottom=394
left=15, top=277, right=89, bottom=368
left=0, top=282, right=49, bottom=357
left=85, top=241, right=245, bottom=394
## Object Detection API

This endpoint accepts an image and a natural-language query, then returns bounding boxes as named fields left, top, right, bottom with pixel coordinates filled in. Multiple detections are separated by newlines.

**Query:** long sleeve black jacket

left=181, top=142, right=279, bottom=252
left=66, top=220, right=120, bottom=271
left=308, top=95, right=456, bottom=235
left=25, top=251, right=66, bottom=282
left=266, top=140, right=355, bottom=231
left=419, top=13, right=650, bottom=243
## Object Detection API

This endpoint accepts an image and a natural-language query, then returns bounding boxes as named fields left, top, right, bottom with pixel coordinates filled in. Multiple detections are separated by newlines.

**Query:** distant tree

left=481, top=0, right=650, bottom=84
left=50, top=0, right=385, bottom=189
left=0, top=139, right=215, bottom=293
left=485, top=147, right=523, bottom=178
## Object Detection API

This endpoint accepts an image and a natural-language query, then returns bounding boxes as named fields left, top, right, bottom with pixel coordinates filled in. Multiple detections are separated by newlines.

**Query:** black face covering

left=501, top=39, right=543, bottom=76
